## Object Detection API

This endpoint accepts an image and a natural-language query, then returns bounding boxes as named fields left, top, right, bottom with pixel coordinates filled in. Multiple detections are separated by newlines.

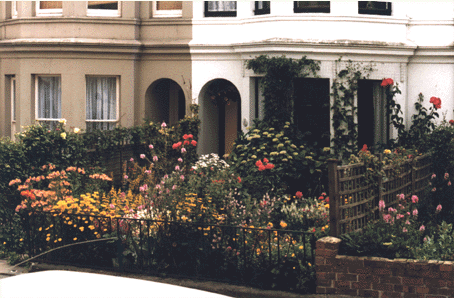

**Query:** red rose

left=237, top=176, right=241, bottom=183
left=255, top=160, right=263, bottom=167
left=295, top=191, right=303, bottom=199
left=191, top=140, right=197, bottom=146
left=187, top=134, right=193, bottom=139
left=325, top=197, right=329, bottom=203
left=172, top=143, right=179, bottom=149
left=263, top=158, right=269, bottom=163
left=183, top=134, right=189, bottom=140
left=184, top=140, right=190, bottom=145
left=381, top=78, right=394, bottom=87
left=450, top=120, right=454, bottom=125
left=258, top=165, right=266, bottom=171
left=430, top=96, right=441, bottom=109
left=361, top=144, right=368, bottom=152
left=265, top=163, right=274, bottom=170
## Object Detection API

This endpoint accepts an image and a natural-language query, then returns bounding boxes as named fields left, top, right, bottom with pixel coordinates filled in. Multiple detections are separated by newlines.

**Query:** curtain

left=38, top=76, right=61, bottom=120
left=157, top=1, right=182, bottom=10
left=373, top=83, right=388, bottom=146
left=86, top=77, right=117, bottom=131
left=207, top=1, right=236, bottom=12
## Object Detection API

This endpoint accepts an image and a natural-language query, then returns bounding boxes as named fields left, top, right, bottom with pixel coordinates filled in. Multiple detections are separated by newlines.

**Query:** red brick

left=394, top=285, right=414, bottom=293
left=359, top=289, right=380, bottom=297
left=364, top=257, right=390, bottom=268
left=325, top=287, right=336, bottom=294
left=440, top=271, right=454, bottom=279
left=316, top=272, right=335, bottom=280
left=352, top=267, right=373, bottom=274
left=420, top=270, right=440, bottom=279
left=424, top=278, right=446, bottom=288
left=336, top=288, right=358, bottom=296
left=415, top=287, right=430, bottom=294
left=438, top=288, right=454, bottom=296
left=315, top=264, right=332, bottom=272
left=403, top=294, right=424, bottom=298
left=380, top=276, right=402, bottom=284
left=373, top=267, right=393, bottom=275
left=315, top=256, right=325, bottom=266
left=351, top=281, right=372, bottom=290
left=337, top=273, right=358, bottom=282
left=372, top=283, right=394, bottom=292
left=317, top=248, right=338, bottom=258
left=439, top=264, right=453, bottom=272
left=426, top=296, right=447, bottom=298
left=316, top=279, right=333, bottom=287
left=358, top=274, right=380, bottom=283
left=316, top=287, right=327, bottom=294
left=335, top=280, right=351, bottom=289
left=402, top=277, right=424, bottom=286
left=381, top=291, right=403, bottom=298
left=324, top=257, right=338, bottom=266
left=446, top=279, right=454, bottom=288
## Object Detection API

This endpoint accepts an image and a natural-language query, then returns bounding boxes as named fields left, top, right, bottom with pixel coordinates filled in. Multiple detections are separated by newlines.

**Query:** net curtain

left=38, top=76, right=61, bottom=120
left=86, top=77, right=117, bottom=122
left=207, top=1, right=236, bottom=11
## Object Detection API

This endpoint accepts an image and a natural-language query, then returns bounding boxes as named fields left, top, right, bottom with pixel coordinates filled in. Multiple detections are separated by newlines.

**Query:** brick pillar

left=316, top=236, right=341, bottom=295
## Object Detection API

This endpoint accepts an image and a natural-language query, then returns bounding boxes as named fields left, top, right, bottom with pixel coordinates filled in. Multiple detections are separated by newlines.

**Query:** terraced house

left=0, top=1, right=453, bottom=156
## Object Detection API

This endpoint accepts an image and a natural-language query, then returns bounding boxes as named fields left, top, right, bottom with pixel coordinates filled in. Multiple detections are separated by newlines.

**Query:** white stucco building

left=0, top=1, right=453, bottom=156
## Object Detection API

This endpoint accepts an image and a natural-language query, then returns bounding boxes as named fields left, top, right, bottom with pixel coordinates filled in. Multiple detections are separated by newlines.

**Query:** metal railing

left=24, top=211, right=315, bottom=288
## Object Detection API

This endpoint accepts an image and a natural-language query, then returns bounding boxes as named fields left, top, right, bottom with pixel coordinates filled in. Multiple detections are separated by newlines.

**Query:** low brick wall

left=316, top=236, right=454, bottom=297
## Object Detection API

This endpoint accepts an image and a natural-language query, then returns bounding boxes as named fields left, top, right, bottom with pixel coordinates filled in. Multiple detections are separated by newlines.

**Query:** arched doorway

left=145, top=79, right=185, bottom=126
left=199, top=79, right=241, bottom=157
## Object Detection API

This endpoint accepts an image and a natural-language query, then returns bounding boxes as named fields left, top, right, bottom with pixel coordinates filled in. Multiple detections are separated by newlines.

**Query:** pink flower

left=124, top=175, right=128, bottom=180
left=295, top=191, right=303, bottom=199
left=424, top=237, right=428, bottom=242
left=140, top=154, right=146, bottom=159
left=381, top=78, right=394, bottom=87
left=419, top=225, right=425, bottom=231
left=412, top=209, right=418, bottom=216
left=191, top=140, right=197, bottom=146
left=130, top=158, right=134, bottom=162
left=180, top=175, right=185, bottom=181
left=445, top=173, right=449, bottom=180
left=153, top=156, right=158, bottom=162
left=175, top=165, right=180, bottom=171
left=145, top=170, right=151, bottom=174
left=432, top=187, right=437, bottom=192
left=405, top=220, right=411, bottom=225
left=149, top=144, right=154, bottom=149
left=161, top=122, right=167, bottom=128
left=181, top=148, right=187, bottom=153
left=431, top=173, right=436, bottom=179
left=398, top=194, right=405, bottom=201
left=411, top=195, right=419, bottom=204
left=402, top=227, right=408, bottom=233
left=172, top=185, right=177, bottom=190
left=155, top=184, right=161, bottom=189
left=449, top=181, right=452, bottom=186
left=379, top=200, right=385, bottom=212
left=396, top=214, right=404, bottom=220
left=109, top=204, right=115, bottom=209
left=178, top=158, right=183, bottom=163
left=436, top=204, right=442, bottom=213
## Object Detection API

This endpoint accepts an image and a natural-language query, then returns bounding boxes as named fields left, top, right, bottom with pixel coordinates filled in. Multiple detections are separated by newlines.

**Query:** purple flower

left=140, top=154, right=146, bottom=159
left=153, top=156, right=158, bottom=162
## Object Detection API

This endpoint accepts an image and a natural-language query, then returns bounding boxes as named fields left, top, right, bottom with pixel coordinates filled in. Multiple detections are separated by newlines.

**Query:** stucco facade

left=0, top=1, right=453, bottom=156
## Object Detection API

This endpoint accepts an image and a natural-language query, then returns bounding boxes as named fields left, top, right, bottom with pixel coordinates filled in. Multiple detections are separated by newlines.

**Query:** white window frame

left=153, top=1, right=183, bottom=18
left=11, top=77, right=16, bottom=123
left=36, top=1, right=63, bottom=16
left=85, top=76, right=120, bottom=131
left=87, top=1, right=121, bottom=17
left=35, top=75, right=62, bottom=125
left=12, top=1, right=18, bottom=18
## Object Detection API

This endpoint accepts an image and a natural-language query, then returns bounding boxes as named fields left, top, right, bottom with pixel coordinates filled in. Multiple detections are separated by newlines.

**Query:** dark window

left=88, top=1, right=118, bottom=10
left=358, top=1, right=391, bottom=16
left=254, top=1, right=270, bottom=15
left=294, top=1, right=330, bottom=13
left=293, top=78, right=331, bottom=149
left=205, top=1, right=237, bottom=17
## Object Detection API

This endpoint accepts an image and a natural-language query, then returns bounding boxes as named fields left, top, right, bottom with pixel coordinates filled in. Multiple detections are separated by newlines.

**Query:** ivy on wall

left=331, top=59, right=374, bottom=160
left=246, top=55, right=320, bottom=129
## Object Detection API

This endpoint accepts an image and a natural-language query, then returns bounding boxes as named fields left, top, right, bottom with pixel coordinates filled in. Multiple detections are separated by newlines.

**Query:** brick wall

left=316, top=236, right=454, bottom=297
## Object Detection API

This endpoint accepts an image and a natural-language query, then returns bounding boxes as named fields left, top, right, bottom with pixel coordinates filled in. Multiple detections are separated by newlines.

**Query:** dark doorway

left=294, top=78, right=331, bottom=148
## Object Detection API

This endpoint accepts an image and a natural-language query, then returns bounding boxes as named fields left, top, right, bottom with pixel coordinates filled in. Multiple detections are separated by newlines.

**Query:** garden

left=1, top=56, right=454, bottom=294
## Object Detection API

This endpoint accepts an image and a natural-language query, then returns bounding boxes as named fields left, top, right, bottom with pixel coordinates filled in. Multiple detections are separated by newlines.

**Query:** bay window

left=87, top=1, right=120, bottom=17
left=36, top=75, right=61, bottom=129
left=294, top=1, right=330, bottom=13
left=36, top=1, right=62, bottom=16
left=155, top=1, right=183, bottom=17
left=205, top=1, right=237, bottom=17
left=358, top=1, right=392, bottom=16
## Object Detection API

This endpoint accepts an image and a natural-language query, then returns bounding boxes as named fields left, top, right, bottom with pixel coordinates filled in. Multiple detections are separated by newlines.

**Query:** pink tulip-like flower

left=431, top=174, right=436, bottom=179
left=445, top=173, right=449, bottom=180
left=178, top=158, right=183, bottom=163
left=180, top=175, right=185, bottom=181
left=149, top=144, right=154, bottom=149
left=405, top=220, right=411, bottom=225
left=164, top=174, right=169, bottom=179
left=130, top=158, right=134, bottom=162
left=155, top=184, right=161, bottom=189
left=398, top=194, right=405, bottom=201
left=402, top=227, right=408, bottom=233
left=424, top=237, right=428, bottom=242
left=379, top=200, right=385, bottom=212
left=124, top=175, right=128, bottom=180
left=449, top=181, right=452, bottom=186
left=396, top=214, right=404, bottom=220
left=419, top=225, right=425, bottom=231
left=181, top=148, right=187, bottom=153
left=412, top=209, right=418, bottom=216
left=411, top=195, right=419, bottom=204
left=161, top=122, right=167, bottom=128
left=109, top=203, right=115, bottom=209
left=175, top=165, right=180, bottom=171
left=172, top=185, right=177, bottom=190
left=153, top=156, right=158, bottom=162
left=145, top=170, right=151, bottom=174
left=140, top=154, right=145, bottom=159
left=436, top=204, right=442, bottom=213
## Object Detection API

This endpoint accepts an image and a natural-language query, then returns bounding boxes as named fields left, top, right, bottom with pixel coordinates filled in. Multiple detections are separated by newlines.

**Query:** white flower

left=59, top=118, right=67, bottom=125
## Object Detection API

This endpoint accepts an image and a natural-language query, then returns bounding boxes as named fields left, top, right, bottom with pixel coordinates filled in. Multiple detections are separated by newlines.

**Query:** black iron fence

left=24, top=211, right=316, bottom=291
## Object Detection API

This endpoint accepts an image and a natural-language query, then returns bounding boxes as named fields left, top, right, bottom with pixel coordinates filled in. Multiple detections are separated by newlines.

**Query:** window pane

left=86, top=77, right=117, bottom=131
left=294, top=1, right=330, bottom=13
left=12, top=79, right=16, bottom=121
left=157, top=1, right=182, bottom=10
left=207, top=1, right=236, bottom=12
left=88, top=1, right=118, bottom=10
left=358, top=1, right=391, bottom=15
left=40, top=1, right=62, bottom=9
left=38, top=76, right=61, bottom=120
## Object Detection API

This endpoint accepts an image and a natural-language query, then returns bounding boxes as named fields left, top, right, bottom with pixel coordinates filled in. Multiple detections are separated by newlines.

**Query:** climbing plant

left=246, top=55, right=320, bottom=129
left=331, top=59, right=374, bottom=160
